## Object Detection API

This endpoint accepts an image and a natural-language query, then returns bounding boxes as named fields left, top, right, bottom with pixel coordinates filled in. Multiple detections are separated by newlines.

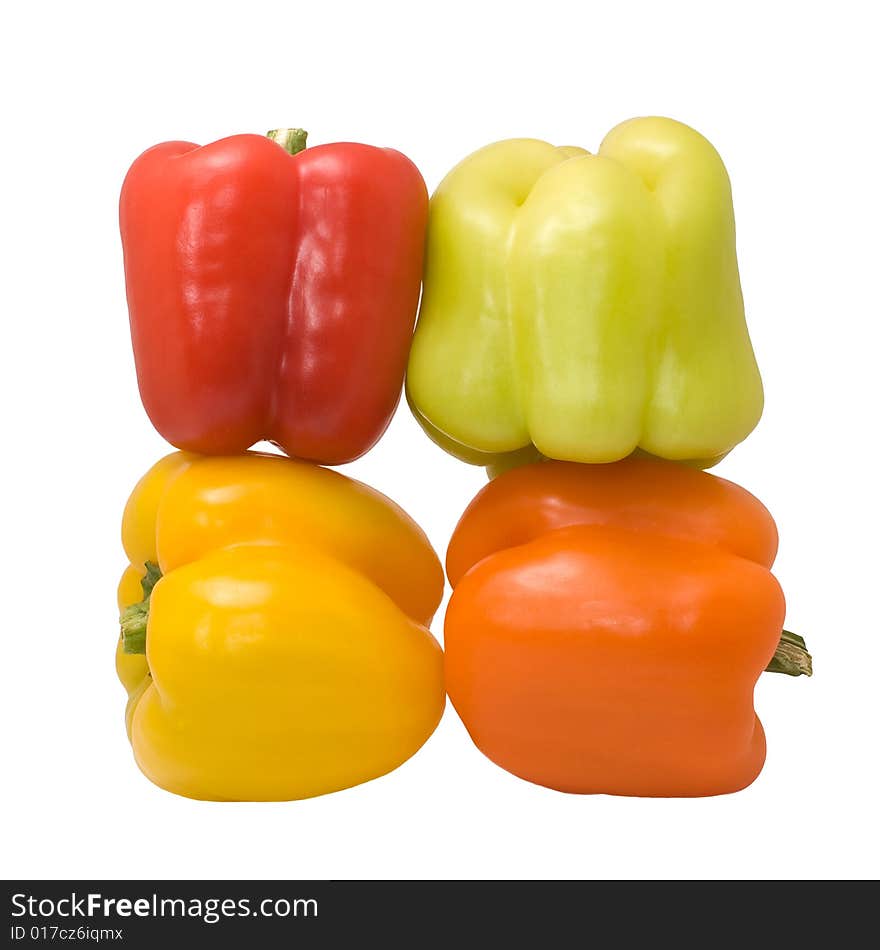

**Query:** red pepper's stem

left=119, top=562, right=162, bottom=655
left=765, top=629, right=812, bottom=677
left=267, top=128, right=308, bottom=156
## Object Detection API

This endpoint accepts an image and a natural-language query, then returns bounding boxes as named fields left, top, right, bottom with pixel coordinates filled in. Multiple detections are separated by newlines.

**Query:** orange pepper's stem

left=119, top=562, right=161, bottom=656
left=267, top=128, right=308, bottom=156
left=766, top=629, right=812, bottom=677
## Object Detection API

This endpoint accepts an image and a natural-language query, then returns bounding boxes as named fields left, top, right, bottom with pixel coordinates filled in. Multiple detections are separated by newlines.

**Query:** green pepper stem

left=120, top=562, right=161, bottom=655
left=765, top=629, right=812, bottom=677
left=267, top=127, right=308, bottom=156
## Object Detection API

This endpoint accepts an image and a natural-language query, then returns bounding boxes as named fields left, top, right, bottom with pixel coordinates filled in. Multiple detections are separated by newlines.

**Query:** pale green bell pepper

left=406, top=116, right=763, bottom=472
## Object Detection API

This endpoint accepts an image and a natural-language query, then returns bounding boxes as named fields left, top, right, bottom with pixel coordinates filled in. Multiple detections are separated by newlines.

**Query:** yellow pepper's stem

left=766, top=629, right=812, bottom=677
left=120, top=561, right=161, bottom=655
left=267, top=128, right=308, bottom=156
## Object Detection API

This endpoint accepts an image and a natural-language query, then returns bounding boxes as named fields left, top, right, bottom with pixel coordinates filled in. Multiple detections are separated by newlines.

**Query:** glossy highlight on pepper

left=116, top=451, right=446, bottom=801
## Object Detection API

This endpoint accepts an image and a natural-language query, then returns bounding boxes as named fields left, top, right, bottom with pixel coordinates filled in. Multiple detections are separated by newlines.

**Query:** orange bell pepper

left=445, top=456, right=809, bottom=797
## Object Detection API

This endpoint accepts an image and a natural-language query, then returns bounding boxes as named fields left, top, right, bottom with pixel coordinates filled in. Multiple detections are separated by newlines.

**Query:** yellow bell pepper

left=116, top=451, right=445, bottom=801
left=407, top=116, right=763, bottom=471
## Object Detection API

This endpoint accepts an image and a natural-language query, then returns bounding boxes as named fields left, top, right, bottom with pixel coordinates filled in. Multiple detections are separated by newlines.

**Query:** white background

left=2, top=1, right=878, bottom=880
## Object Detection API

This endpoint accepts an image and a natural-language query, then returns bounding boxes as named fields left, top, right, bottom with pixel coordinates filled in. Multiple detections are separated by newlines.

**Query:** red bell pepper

left=120, top=128, right=428, bottom=463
